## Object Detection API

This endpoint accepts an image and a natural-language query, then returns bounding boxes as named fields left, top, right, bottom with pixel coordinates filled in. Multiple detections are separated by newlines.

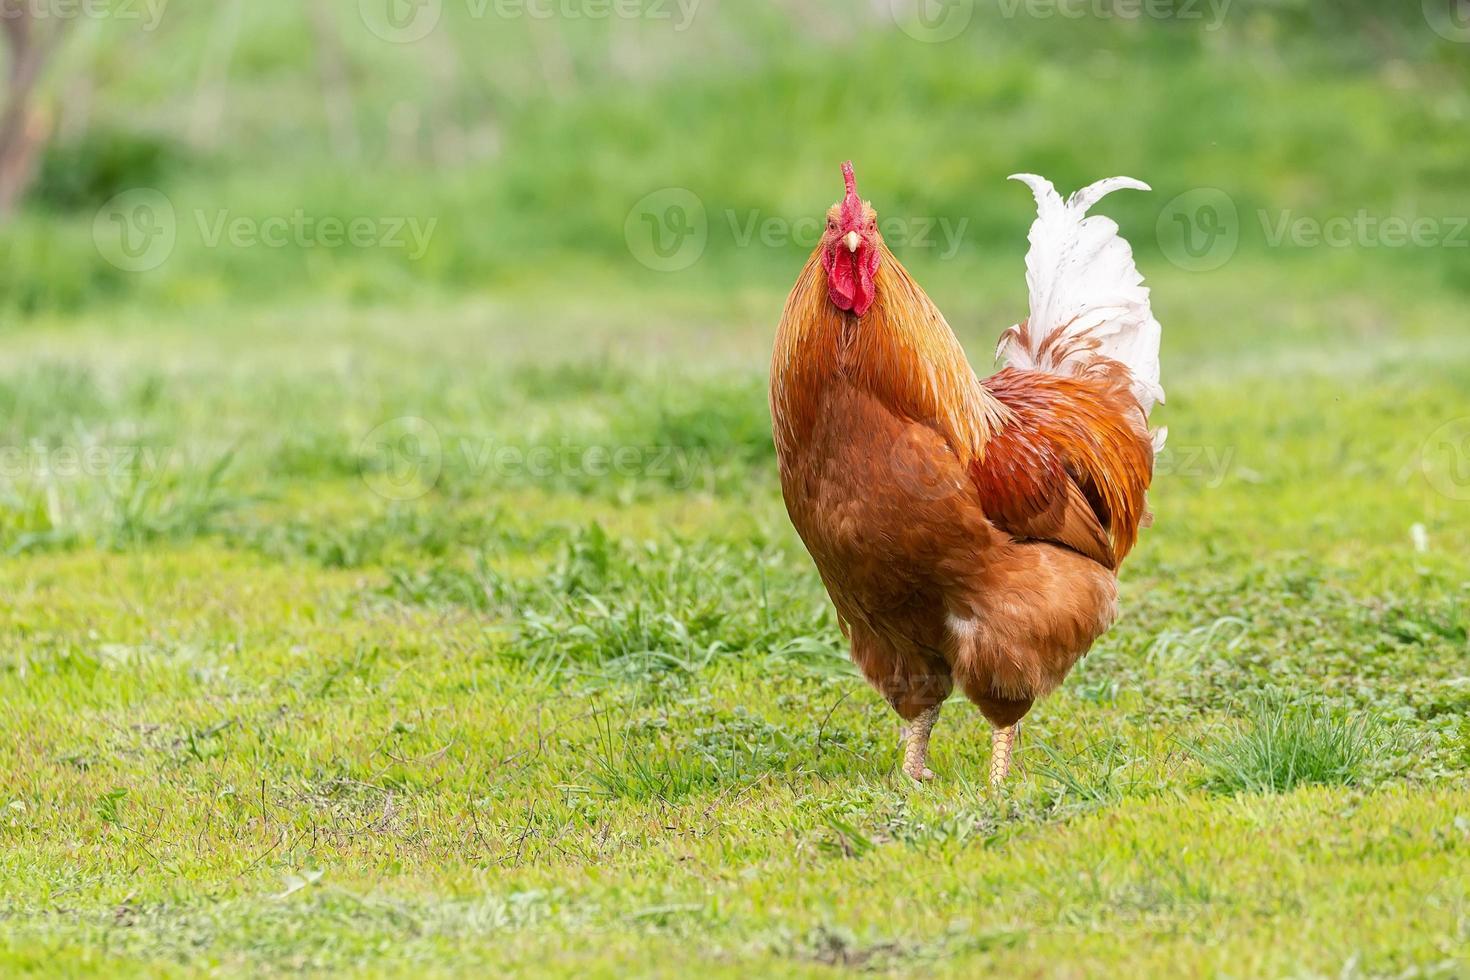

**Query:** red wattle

left=824, top=244, right=878, bottom=317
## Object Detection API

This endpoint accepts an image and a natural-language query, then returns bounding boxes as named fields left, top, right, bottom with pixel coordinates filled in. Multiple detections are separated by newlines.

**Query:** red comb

left=838, top=161, right=864, bottom=229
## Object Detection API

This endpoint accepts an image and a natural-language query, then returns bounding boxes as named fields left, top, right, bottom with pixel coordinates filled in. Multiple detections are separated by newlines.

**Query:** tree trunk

left=0, top=1, right=66, bottom=216
left=188, top=0, right=241, bottom=150
left=306, top=0, right=360, bottom=162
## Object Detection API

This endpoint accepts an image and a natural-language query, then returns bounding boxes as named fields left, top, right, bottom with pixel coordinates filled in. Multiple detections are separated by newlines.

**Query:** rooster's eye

left=827, top=220, right=836, bottom=231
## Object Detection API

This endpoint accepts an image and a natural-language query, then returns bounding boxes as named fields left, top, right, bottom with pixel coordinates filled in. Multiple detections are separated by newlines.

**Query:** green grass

left=1181, top=692, right=1394, bottom=795
left=0, top=259, right=1467, bottom=974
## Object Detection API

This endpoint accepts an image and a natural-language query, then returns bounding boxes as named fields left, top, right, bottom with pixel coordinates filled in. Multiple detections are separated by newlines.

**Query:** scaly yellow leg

left=989, top=722, right=1019, bottom=787
left=901, top=704, right=940, bottom=782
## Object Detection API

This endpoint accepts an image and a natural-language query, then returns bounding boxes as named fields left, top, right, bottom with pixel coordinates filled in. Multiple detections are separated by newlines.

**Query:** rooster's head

left=821, top=161, right=881, bottom=318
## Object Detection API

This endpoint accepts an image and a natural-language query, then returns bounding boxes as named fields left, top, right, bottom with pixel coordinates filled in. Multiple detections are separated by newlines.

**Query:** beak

left=844, top=231, right=860, bottom=253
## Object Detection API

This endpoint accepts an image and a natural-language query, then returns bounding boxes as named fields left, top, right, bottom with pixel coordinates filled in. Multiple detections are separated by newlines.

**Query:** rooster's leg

left=901, top=704, right=940, bottom=782
left=989, top=722, right=1020, bottom=787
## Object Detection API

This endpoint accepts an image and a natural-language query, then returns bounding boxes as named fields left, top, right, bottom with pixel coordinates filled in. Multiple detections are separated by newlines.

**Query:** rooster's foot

left=904, top=763, right=937, bottom=782
left=989, top=722, right=1020, bottom=788
left=901, top=704, right=941, bottom=783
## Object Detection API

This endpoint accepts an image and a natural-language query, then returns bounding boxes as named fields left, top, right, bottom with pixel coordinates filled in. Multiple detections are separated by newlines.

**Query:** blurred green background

left=3, top=0, right=1468, bottom=317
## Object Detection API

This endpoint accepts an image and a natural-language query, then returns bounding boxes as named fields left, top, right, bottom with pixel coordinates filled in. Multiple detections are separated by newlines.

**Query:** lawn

left=0, top=254, right=1467, bottom=975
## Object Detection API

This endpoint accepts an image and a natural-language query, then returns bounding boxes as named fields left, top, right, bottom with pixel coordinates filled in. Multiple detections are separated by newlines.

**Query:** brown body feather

left=771, top=243, right=1154, bottom=728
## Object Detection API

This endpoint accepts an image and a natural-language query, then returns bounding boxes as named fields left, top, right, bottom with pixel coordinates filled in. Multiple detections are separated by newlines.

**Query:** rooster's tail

left=997, top=174, right=1165, bottom=443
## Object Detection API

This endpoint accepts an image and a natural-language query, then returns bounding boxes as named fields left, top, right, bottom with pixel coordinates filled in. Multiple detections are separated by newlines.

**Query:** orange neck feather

left=770, top=243, right=1006, bottom=461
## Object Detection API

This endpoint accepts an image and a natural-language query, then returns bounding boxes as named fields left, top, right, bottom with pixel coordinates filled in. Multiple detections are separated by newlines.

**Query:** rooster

left=770, top=162, right=1163, bottom=786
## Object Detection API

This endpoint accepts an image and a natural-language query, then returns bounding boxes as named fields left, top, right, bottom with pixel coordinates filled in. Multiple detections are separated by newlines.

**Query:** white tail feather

left=997, top=173, right=1164, bottom=419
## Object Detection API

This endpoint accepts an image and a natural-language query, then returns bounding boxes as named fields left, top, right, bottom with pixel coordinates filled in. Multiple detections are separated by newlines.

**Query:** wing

left=972, top=366, right=1154, bottom=569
